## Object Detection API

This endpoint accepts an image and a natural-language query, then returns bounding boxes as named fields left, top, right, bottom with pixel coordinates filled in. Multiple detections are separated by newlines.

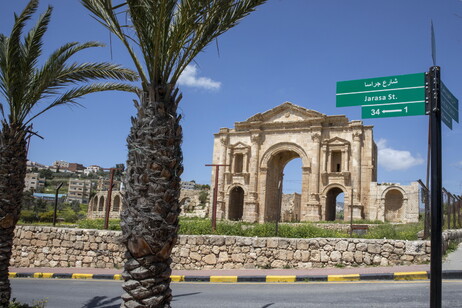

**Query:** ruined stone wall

left=11, top=226, right=462, bottom=269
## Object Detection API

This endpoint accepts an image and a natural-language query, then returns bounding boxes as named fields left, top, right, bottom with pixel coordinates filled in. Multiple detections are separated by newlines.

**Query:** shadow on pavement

left=172, top=292, right=202, bottom=300
left=82, top=296, right=120, bottom=308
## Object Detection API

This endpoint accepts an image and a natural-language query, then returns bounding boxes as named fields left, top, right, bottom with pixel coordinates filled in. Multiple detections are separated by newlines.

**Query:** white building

left=67, top=179, right=92, bottom=204
left=84, top=165, right=102, bottom=175
left=24, top=173, right=45, bottom=192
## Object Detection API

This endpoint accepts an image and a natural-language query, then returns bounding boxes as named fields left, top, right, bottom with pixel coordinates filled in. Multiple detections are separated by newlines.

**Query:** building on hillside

left=67, top=163, right=85, bottom=173
left=84, top=165, right=102, bottom=175
left=26, top=161, right=48, bottom=171
left=181, top=181, right=196, bottom=190
left=52, top=160, right=69, bottom=169
left=97, top=177, right=121, bottom=191
left=24, top=172, right=45, bottom=192
left=210, top=102, right=419, bottom=224
left=67, top=179, right=92, bottom=204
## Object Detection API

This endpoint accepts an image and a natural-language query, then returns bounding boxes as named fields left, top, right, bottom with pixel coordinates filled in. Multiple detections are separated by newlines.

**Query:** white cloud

left=377, top=138, right=424, bottom=171
left=178, top=65, right=221, bottom=90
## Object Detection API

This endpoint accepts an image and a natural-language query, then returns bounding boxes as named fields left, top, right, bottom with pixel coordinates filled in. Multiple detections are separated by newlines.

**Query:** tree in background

left=0, top=0, right=138, bottom=304
left=82, top=0, right=266, bottom=306
left=38, top=168, right=53, bottom=179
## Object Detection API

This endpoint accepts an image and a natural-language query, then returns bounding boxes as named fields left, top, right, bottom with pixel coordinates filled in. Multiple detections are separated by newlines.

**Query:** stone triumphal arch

left=210, top=102, right=419, bottom=223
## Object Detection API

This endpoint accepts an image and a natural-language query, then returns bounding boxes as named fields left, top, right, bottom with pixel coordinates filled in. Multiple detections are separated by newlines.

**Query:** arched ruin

left=210, top=102, right=419, bottom=223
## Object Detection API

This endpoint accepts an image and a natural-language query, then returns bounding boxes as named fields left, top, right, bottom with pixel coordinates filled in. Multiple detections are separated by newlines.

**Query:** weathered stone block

left=203, top=254, right=217, bottom=265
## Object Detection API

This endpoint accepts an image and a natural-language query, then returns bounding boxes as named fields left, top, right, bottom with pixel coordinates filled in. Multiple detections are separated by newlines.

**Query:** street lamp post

left=53, top=182, right=63, bottom=227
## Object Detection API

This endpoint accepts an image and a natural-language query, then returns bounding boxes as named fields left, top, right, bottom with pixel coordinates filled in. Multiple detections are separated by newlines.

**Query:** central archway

left=264, top=150, right=302, bottom=222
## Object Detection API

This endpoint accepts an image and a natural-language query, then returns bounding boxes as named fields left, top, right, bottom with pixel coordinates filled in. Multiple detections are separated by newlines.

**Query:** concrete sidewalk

left=9, top=242, right=462, bottom=282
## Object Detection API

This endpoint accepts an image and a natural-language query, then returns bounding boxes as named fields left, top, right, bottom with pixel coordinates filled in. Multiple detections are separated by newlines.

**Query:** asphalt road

left=10, top=279, right=462, bottom=308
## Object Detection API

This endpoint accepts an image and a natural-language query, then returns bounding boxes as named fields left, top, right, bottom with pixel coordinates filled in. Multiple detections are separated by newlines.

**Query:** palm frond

left=23, top=5, right=52, bottom=80
left=25, top=82, right=138, bottom=125
left=81, top=0, right=266, bottom=95
left=0, top=0, right=139, bottom=126
left=81, top=0, right=149, bottom=87
left=6, top=0, right=39, bottom=122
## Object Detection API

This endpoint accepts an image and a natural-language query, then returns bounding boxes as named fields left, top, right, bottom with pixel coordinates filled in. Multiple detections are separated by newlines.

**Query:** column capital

left=353, top=131, right=362, bottom=141
left=251, top=133, right=262, bottom=145
left=311, top=133, right=321, bottom=143
left=220, top=135, right=229, bottom=146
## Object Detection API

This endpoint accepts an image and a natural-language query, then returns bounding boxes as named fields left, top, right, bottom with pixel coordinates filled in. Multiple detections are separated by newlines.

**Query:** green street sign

left=336, top=73, right=426, bottom=107
left=362, top=102, right=426, bottom=119
left=441, top=82, right=458, bottom=125
left=336, top=72, right=426, bottom=118
left=441, top=109, right=453, bottom=129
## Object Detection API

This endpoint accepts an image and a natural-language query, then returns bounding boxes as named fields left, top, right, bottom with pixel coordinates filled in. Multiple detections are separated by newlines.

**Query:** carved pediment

left=243, top=102, right=325, bottom=124
left=323, top=136, right=350, bottom=146
left=230, top=141, right=249, bottom=150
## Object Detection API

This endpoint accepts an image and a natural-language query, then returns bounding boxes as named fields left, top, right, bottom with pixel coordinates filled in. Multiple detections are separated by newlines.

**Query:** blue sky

left=1, top=0, right=461, bottom=195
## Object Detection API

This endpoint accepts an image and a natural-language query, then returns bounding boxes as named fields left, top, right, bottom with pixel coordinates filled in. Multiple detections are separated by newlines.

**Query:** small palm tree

left=0, top=0, right=138, bottom=305
left=82, top=0, right=266, bottom=307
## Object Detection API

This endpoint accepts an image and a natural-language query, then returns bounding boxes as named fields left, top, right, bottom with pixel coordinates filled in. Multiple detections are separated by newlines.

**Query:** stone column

left=309, top=133, right=321, bottom=201
left=304, top=132, right=322, bottom=222
left=321, top=146, right=327, bottom=173
left=244, top=132, right=261, bottom=222
left=351, top=131, right=363, bottom=219
left=217, top=135, right=228, bottom=219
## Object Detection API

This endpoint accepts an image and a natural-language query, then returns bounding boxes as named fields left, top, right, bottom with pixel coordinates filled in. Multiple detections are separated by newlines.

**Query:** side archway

left=228, top=186, right=245, bottom=221
left=113, top=195, right=121, bottom=212
left=320, top=184, right=349, bottom=221
left=98, top=196, right=105, bottom=212
left=383, top=188, right=405, bottom=222
left=92, top=196, right=98, bottom=211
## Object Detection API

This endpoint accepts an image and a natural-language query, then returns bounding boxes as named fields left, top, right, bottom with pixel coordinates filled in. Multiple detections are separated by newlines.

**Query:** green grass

left=22, top=217, right=424, bottom=240
left=360, top=221, right=424, bottom=241
left=445, top=241, right=459, bottom=256
left=9, top=298, right=47, bottom=308
left=314, top=219, right=384, bottom=225
left=77, top=219, right=121, bottom=230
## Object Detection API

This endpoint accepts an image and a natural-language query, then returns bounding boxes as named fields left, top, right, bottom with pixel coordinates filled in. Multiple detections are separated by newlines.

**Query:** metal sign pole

left=205, top=164, right=230, bottom=232
left=429, top=65, right=442, bottom=308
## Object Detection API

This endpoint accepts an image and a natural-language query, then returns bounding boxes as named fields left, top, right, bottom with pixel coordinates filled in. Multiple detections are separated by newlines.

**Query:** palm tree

left=0, top=0, right=138, bottom=305
left=81, top=0, right=266, bottom=307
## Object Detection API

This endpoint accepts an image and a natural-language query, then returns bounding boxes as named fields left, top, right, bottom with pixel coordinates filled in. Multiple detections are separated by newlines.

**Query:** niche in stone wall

left=228, top=142, right=250, bottom=183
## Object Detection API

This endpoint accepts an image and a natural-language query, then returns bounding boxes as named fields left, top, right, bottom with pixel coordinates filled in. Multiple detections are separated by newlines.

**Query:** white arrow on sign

left=382, top=109, right=402, bottom=113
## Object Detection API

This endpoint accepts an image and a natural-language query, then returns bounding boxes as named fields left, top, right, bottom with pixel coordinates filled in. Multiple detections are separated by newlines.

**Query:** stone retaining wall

left=10, top=226, right=462, bottom=269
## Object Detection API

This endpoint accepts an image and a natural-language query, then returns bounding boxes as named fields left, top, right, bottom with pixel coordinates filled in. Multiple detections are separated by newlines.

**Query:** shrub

left=19, top=210, right=38, bottom=223
left=60, top=208, right=78, bottom=223
left=38, top=211, right=54, bottom=223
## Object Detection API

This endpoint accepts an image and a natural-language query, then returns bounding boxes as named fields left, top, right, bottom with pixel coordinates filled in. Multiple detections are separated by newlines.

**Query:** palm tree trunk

left=120, top=87, right=183, bottom=308
left=0, top=123, right=27, bottom=307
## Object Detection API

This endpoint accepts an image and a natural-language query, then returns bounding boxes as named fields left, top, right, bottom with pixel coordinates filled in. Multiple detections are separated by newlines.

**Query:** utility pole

left=205, top=164, right=229, bottom=232
left=428, top=66, right=442, bottom=308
